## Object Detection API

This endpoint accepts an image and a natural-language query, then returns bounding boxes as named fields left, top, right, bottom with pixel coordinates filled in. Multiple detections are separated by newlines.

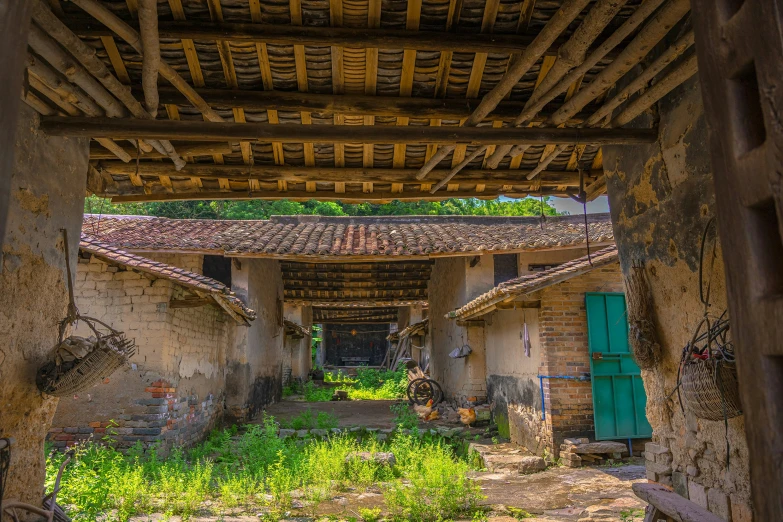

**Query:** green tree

left=84, top=195, right=560, bottom=219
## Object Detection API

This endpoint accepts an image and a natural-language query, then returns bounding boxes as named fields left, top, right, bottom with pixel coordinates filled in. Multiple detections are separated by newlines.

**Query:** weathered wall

left=49, top=253, right=231, bottom=452
left=484, top=258, right=623, bottom=457
left=604, top=73, right=751, bottom=520
left=0, top=104, right=88, bottom=504
left=283, top=304, right=312, bottom=382
left=225, top=258, right=284, bottom=423
left=485, top=308, right=544, bottom=451
left=429, top=255, right=492, bottom=400
left=538, top=263, right=624, bottom=454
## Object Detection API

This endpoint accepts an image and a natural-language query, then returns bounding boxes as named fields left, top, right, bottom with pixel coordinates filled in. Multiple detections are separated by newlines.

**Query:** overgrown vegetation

left=279, top=410, right=339, bottom=430
left=283, top=366, right=409, bottom=402
left=84, top=195, right=560, bottom=220
left=46, top=416, right=483, bottom=522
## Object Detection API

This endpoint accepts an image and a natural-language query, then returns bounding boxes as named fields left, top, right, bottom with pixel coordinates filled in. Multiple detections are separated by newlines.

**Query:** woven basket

left=37, top=316, right=135, bottom=397
left=681, top=358, right=742, bottom=421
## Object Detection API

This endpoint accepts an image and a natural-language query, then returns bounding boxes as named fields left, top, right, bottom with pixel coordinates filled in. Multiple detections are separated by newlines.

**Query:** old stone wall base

left=47, top=379, right=222, bottom=454
left=644, top=442, right=752, bottom=522
left=507, top=403, right=551, bottom=456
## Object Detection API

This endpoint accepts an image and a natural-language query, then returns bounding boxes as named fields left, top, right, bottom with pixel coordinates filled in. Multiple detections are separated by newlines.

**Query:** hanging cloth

left=522, top=310, right=532, bottom=357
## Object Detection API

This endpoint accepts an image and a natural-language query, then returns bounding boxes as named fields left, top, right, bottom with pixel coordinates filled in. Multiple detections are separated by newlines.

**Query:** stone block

left=730, top=496, right=752, bottom=522
left=310, top=429, right=328, bottom=438
left=672, top=471, right=689, bottom=499
left=564, top=437, right=589, bottom=445
left=645, top=442, right=670, bottom=455
left=688, top=481, right=708, bottom=509
left=655, top=452, right=674, bottom=466
left=296, top=430, right=310, bottom=439
left=707, top=488, right=731, bottom=521
left=645, top=460, right=672, bottom=475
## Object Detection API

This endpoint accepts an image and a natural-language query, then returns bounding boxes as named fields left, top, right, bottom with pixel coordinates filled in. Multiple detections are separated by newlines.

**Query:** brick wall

left=49, top=253, right=234, bottom=453
left=537, top=263, right=624, bottom=454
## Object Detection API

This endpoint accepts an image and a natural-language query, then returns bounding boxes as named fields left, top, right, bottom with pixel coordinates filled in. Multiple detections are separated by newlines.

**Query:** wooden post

left=138, top=0, right=160, bottom=117
left=0, top=0, right=33, bottom=251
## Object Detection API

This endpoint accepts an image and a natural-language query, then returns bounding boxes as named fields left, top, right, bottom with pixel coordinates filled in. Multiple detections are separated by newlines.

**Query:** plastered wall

left=0, top=104, right=88, bottom=504
left=603, top=72, right=751, bottom=521
left=429, top=255, right=493, bottom=400
left=225, top=258, right=284, bottom=423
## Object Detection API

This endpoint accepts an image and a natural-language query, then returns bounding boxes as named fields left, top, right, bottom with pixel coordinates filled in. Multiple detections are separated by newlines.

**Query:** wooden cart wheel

left=412, top=378, right=444, bottom=405
left=406, top=377, right=427, bottom=404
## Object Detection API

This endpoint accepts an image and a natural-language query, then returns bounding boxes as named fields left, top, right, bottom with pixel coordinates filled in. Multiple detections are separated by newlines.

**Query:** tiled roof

left=80, top=234, right=256, bottom=323
left=82, top=214, right=614, bottom=259
left=449, top=245, right=620, bottom=319
left=284, top=319, right=310, bottom=339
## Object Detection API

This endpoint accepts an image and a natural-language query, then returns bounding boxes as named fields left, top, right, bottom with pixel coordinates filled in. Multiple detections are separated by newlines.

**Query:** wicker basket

left=37, top=316, right=135, bottom=397
left=681, top=358, right=742, bottom=421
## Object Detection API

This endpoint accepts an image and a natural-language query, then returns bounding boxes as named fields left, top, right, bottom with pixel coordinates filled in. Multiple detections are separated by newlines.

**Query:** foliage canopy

left=84, top=196, right=561, bottom=219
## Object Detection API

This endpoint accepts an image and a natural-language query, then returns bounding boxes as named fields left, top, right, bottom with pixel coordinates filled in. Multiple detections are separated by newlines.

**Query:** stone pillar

left=0, top=105, right=88, bottom=504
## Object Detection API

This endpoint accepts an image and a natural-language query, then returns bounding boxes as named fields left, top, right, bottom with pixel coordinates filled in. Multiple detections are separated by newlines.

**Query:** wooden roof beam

left=147, top=86, right=591, bottom=123
left=96, top=161, right=600, bottom=187
left=485, top=0, right=668, bottom=167
left=67, top=20, right=593, bottom=56
left=45, top=117, right=657, bottom=145
left=108, top=187, right=580, bottom=203
left=415, top=0, right=592, bottom=180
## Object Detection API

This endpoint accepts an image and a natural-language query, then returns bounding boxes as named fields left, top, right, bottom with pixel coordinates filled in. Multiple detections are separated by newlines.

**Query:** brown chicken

left=413, top=399, right=434, bottom=419
left=457, top=407, right=477, bottom=426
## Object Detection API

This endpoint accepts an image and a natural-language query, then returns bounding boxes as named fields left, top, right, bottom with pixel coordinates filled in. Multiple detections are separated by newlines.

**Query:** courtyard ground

left=263, top=399, right=398, bottom=429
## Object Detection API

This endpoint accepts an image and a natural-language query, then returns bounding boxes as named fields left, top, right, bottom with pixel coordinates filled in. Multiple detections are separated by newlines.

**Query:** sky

left=551, top=195, right=610, bottom=215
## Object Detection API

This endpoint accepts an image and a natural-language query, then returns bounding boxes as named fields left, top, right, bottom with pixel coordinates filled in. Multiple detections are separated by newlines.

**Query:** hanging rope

left=60, top=228, right=79, bottom=326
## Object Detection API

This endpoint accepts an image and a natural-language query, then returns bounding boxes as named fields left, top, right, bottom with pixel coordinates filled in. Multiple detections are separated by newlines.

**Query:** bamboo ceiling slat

left=28, top=0, right=683, bottom=201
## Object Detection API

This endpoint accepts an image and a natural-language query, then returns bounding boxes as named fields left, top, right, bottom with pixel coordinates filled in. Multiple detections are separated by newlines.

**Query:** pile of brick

left=559, top=438, right=628, bottom=467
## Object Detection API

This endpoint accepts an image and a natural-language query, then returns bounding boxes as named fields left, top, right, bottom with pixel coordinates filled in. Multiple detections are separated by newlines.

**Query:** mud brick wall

left=49, top=253, right=234, bottom=452
left=537, top=264, right=624, bottom=454
left=603, top=69, right=752, bottom=520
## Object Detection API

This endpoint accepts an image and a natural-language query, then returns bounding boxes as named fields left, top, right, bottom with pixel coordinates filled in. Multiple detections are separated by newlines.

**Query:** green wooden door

left=586, top=293, right=652, bottom=440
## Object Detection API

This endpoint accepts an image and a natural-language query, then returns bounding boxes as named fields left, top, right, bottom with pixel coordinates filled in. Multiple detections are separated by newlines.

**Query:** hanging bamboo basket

left=678, top=314, right=742, bottom=421
left=36, top=229, right=135, bottom=397
left=36, top=315, right=136, bottom=397
left=681, top=357, right=742, bottom=421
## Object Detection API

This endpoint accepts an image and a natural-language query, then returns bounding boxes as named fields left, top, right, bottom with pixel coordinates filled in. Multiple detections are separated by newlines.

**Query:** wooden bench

left=633, top=483, right=723, bottom=522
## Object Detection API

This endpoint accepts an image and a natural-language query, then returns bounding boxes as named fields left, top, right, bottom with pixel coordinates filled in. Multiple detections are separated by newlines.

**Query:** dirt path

left=261, top=399, right=398, bottom=429
left=474, top=463, right=647, bottom=521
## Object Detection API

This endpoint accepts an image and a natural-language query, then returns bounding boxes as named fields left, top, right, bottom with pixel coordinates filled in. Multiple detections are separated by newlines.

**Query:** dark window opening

left=493, top=253, right=518, bottom=286
left=203, top=255, right=232, bottom=287
left=528, top=263, right=562, bottom=273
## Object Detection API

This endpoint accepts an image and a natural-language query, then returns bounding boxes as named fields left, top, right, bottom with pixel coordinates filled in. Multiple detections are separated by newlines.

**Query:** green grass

left=283, top=367, right=409, bottom=402
left=280, top=409, right=339, bottom=430
left=47, top=415, right=483, bottom=522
